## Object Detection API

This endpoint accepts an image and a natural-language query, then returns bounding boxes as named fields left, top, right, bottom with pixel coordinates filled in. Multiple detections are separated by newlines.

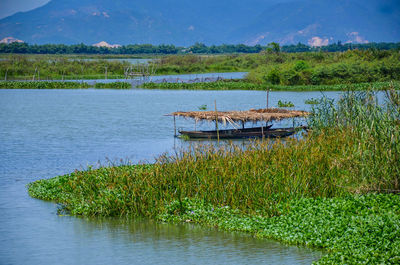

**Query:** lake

left=0, top=89, right=339, bottom=265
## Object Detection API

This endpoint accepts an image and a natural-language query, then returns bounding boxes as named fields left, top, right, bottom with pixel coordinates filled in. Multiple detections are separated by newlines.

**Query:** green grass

left=141, top=80, right=400, bottom=91
left=27, top=87, right=400, bottom=264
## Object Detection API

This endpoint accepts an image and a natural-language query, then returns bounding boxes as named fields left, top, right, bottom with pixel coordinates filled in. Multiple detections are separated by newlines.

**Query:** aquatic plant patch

left=94, top=82, right=132, bottom=89
left=141, top=81, right=400, bottom=91
left=0, top=81, right=91, bottom=89
left=158, top=195, right=400, bottom=264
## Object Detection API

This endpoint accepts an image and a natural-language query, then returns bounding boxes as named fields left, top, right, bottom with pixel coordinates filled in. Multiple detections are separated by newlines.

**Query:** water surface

left=0, top=89, right=337, bottom=265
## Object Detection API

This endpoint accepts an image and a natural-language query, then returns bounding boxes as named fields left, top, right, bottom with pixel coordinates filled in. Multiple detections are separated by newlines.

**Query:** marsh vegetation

left=28, top=86, right=400, bottom=264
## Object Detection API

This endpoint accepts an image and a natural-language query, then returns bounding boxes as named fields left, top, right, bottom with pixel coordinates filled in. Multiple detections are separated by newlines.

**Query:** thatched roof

left=167, top=108, right=309, bottom=126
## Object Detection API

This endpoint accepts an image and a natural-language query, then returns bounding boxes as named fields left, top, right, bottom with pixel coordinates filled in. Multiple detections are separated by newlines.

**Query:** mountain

left=0, top=0, right=399, bottom=45
left=232, top=0, right=400, bottom=45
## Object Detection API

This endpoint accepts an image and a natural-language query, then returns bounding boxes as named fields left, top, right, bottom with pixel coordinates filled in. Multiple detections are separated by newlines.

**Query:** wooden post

left=266, top=89, right=270, bottom=109
left=32, top=67, right=37, bottom=81
left=261, top=114, right=264, bottom=138
left=4, top=69, right=8, bottom=81
left=105, top=66, right=108, bottom=80
left=195, top=120, right=197, bottom=131
left=261, top=124, right=264, bottom=137
left=214, top=100, right=219, bottom=142
left=173, top=115, right=177, bottom=137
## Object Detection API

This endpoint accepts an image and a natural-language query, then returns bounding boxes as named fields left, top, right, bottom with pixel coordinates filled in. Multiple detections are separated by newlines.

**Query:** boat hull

left=178, top=126, right=296, bottom=139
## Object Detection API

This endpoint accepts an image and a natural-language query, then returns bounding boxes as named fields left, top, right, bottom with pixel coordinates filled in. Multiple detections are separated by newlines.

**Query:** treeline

left=1, top=41, right=399, bottom=55
left=282, top=42, right=400, bottom=52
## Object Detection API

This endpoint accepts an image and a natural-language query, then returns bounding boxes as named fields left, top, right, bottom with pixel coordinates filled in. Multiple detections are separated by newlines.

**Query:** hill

left=0, top=0, right=398, bottom=45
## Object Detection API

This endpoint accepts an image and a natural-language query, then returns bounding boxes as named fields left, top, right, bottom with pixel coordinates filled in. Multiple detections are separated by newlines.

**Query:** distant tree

left=267, top=42, right=280, bottom=53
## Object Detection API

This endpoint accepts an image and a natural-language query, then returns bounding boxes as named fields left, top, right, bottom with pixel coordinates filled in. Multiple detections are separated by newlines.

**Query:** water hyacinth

left=141, top=80, right=400, bottom=91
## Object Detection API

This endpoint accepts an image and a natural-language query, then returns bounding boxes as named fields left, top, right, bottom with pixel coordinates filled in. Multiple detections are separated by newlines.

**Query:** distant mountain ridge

left=0, top=0, right=399, bottom=45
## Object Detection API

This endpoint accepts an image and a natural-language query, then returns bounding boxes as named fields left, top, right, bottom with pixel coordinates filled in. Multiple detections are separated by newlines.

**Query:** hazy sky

left=0, top=0, right=50, bottom=19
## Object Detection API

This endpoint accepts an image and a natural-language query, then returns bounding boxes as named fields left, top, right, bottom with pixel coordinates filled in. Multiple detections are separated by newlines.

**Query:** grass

left=141, top=80, right=400, bottom=91
left=27, top=86, right=400, bottom=264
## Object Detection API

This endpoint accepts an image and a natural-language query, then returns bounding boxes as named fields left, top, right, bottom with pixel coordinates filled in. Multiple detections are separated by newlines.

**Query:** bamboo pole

left=214, top=100, right=219, bottom=142
left=173, top=115, right=177, bottom=137
left=267, top=89, right=270, bottom=109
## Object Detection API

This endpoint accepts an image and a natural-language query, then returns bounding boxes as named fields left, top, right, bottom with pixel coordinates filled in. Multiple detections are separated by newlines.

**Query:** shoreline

left=2, top=80, right=399, bottom=91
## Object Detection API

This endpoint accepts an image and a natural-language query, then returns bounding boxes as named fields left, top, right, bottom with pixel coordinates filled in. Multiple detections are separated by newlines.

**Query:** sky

left=0, top=0, right=50, bottom=19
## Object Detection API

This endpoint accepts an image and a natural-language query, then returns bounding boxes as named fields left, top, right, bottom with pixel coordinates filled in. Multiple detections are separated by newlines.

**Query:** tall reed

left=28, top=87, right=400, bottom=218
left=308, top=85, right=400, bottom=192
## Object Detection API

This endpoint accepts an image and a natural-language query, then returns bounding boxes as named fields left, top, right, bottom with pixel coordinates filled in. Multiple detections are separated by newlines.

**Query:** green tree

left=267, top=42, right=280, bottom=53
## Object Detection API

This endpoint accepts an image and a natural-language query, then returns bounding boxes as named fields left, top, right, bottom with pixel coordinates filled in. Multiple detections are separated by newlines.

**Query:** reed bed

left=28, top=88, right=400, bottom=214
left=28, top=87, right=400, bottom=264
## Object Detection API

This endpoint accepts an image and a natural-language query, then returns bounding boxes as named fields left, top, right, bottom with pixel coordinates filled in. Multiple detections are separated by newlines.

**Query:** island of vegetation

left=28, top=86, right=400, bottom=264
left=1, top=43, right=399, bottom=91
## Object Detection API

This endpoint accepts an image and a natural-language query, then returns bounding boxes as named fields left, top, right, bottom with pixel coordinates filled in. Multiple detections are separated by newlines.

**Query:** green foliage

left=246, top=49, right=400, bottom=85
left=141, top=81, right=400, bottom=91
left=198, top=104, right=207, bottom=110
left=267, top=42, right=281, bottom=53
left=141, top=80, right=263, bottom=90
left=277, top=100, right=294, bottom=107
left=293, top=60, right=310, bottom=71
left=158, top=195, right=400, bottom=264
left=0, top=42, right=399, bottom=55
left=0, top=81, right=133, bottom=89
left=305, top=98, right=320, bottom=105
left=0, top=55, right=130, bottom=80
left=27, top=88, right=400, bottom=264
left=94, top=82, right=131, bottom=89
left=264, top=68, right=281, bottom=85
left=0, top=81, right=90, bottom=89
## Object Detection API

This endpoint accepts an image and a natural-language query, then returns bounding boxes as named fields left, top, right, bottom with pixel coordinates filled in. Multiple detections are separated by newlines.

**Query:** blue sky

left=0, top=0, right=50, bottom=19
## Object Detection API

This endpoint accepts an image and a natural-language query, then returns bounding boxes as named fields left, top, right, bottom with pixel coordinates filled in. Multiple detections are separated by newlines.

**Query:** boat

left=178, top=126, right=297, bottom=139
left=166, top=107, right=309, bottom=140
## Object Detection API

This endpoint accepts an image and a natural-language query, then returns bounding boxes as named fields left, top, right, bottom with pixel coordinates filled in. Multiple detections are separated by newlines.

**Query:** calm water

left=77, top=58, right=154, bottom=64
left=0, top=89, right=341, bottom=265
left=71, top=71, right=248, bottom=84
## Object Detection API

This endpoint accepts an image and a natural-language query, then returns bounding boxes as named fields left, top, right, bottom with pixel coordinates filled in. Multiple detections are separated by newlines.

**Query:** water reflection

left=68, top=217, right=322, bottom=265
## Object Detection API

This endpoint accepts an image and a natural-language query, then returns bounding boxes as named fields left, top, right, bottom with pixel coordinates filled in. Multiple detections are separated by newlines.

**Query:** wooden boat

left=167, top=107, right=309, bottom=140
left=178, top=125, right=297, bottom=139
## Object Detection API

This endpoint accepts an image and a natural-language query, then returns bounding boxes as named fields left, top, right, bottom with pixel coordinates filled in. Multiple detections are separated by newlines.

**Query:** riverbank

left=28, top=88, right=400, bottom=264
